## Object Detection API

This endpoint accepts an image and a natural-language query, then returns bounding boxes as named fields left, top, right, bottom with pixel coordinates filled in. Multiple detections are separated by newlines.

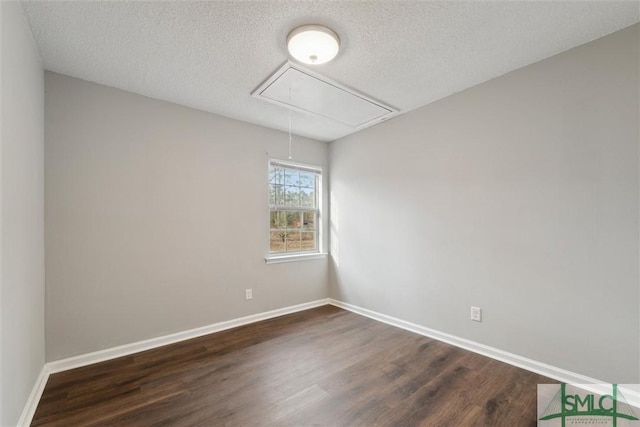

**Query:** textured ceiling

left=23, top=1, right=639, bottom=142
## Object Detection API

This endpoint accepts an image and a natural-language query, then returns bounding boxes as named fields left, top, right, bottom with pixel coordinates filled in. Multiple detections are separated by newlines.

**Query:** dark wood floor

left=32, top=305, right=555, bottom=426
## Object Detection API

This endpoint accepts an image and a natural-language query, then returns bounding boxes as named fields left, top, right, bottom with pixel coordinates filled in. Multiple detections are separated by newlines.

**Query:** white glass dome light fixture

left=287, top=25, right=340, bottom=65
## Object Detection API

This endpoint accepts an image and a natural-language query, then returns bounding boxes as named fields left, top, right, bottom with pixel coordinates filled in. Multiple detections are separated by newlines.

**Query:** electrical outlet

left=245, top=289, right=252, bottom=300
left=470, top=306, right=482, bottom=322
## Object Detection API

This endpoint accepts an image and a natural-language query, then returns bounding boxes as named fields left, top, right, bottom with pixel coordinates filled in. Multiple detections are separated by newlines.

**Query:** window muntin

left=269, top=160, right=321, bottom=254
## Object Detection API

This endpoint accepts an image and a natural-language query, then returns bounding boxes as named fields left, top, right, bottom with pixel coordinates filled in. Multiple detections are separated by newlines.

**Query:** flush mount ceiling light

left=287, top=25, right=340, bottom=65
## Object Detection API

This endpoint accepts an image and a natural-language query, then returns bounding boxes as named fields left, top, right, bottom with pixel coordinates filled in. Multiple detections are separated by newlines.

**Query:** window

left=268, top=159, right=321, bottom=256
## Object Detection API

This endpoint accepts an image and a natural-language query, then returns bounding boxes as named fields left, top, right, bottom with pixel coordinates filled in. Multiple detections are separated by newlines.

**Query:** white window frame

left=265, top=158, right=326, bottom=264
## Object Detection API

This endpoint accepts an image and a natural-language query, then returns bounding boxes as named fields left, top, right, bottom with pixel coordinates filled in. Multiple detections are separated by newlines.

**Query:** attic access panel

left=253, top=62, right=397, bottom=129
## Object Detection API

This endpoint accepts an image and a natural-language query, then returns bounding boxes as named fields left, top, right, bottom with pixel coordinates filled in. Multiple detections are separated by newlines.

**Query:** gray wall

left=45, top=72, right=329, bottom=361
left=1, top=2, right=45, bottom=425
left=41, top=21, right=640, bottom=386
left=329, top=24, right=639, bottom=383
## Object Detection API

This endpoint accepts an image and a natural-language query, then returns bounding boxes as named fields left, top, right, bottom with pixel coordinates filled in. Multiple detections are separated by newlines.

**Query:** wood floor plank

left=32, top=305, right=556, bottom=426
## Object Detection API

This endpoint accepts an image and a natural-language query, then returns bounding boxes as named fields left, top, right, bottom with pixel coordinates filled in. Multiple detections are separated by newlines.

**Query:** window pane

left=302, top=211, right=315, bottom=231
left=270, top=211, right=286, bottom=229
left=274, top=184, right=284, bottom=206
left=286, top=211, right=301, bottom=229
left=269, top=162, right=320, bottom=254
left=284, top=186, right=299, bottom=207
left=299, top=187, right=315, bottom=208
left=269, top=210, right=316, bottom=253
left=269, top=230, right=287, bottom=252
left=285, top=231, right=302, bottom=251
left=299, top=171, right=315, bottom=188
left=269, top=184, right=276, bottom=205
left=300, top=232, right=315, bottom=251
left=269, top=184, right=286, bottom=207
left=284, top=169, right=299, bottom=186
left=269, top=167, right=284, bottom=185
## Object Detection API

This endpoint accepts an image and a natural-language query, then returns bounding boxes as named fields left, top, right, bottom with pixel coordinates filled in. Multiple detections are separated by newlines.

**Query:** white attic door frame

left=252, top=61, right=399, bottom=130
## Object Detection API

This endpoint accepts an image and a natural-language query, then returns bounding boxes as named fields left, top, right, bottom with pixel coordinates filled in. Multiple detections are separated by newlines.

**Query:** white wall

left=45, top=72, right=329, bottom=361
left=1, top=2, right=45, bottom=425
left=329, top=24, right=639, bottom=383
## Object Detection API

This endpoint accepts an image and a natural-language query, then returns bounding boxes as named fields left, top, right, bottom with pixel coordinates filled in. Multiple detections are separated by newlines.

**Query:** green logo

left=539, top=384, right=639, bottom=427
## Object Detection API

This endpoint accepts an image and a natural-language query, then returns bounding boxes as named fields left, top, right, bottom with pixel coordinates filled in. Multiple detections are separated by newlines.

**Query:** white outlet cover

left=471, top=306, right=482, bottom=322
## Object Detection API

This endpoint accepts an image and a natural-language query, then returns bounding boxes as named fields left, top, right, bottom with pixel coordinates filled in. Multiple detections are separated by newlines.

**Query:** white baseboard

left=17, top=365, right=50, bottom=427
left=19, top=296, right=639, bottom=426
left=48, top=298, right=330, bottom=374
left=328, top=298, right=598, bottom=383
left=18, top=298, right=329, bottom=426
left=328, top=298, right=640, bottom=409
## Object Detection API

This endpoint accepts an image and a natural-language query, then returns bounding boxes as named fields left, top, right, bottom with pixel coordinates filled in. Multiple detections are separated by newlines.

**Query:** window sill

left=265, top=253, right=328, bottom=264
